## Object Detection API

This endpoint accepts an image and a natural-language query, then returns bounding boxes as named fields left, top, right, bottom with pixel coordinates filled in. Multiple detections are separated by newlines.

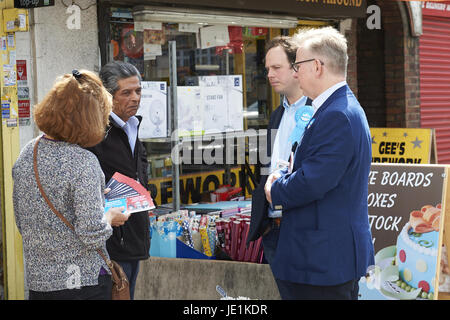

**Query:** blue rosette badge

left=288, top=105, right=314, bottom=145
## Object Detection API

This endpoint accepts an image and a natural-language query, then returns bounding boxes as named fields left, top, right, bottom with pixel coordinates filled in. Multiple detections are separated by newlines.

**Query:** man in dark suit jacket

left=264, top=27, right=375, bottom=300
left=247, top=36, right=311, bottom=265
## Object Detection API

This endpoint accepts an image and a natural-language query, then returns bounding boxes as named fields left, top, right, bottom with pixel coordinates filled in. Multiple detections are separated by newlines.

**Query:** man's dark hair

left=99, top=61, right=142, bottom=95
left=265, top=36, right=298, bottom=64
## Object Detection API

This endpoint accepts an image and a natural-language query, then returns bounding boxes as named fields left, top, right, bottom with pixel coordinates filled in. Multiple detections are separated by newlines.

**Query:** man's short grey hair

left=293, top=26, right=348, bottom=77
left=99, top=61, right=142, bottom=95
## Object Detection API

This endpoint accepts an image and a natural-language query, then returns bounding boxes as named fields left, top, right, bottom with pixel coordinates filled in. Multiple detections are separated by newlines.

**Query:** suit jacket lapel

left=294, top=85, right=349, bottom=157
left=271, top=105, right=284, bottom=130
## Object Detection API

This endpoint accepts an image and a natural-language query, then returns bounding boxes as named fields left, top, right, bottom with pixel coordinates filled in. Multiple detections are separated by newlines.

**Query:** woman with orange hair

left=12, top=70, right=129, bottom=300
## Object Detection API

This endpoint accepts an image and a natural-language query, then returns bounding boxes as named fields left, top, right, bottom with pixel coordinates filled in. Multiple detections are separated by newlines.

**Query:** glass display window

left=107, top=6, right=297, bottom=205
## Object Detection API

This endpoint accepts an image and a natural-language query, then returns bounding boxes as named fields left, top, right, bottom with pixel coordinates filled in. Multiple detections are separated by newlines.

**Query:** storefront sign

left=359, top=163, right=450, bottom=300
left=371, top=128, right=436, bottom=164
left=151, top=0, right=367, bottom=18
left=14, top=0, right=54, bottom=8
left=148, top=166, right=255, bottom=205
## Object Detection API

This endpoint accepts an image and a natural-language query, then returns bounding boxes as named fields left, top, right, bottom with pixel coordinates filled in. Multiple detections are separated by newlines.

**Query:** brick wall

left=357, top=4, right=386, bottom=127
left=344, top=19, right=359, bottom=98
left=356, top=0, right=421, bottom=128
left=404, top=36, right=421, bottom=128
left=383, top=0, right=406, bottom=127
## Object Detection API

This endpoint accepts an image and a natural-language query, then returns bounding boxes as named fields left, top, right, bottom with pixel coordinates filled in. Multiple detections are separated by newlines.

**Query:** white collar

left=282, top=95, right=307, bottom=110
left=312, top=81, right=347, bottom=113
left=110, top=112, right=138, bottom=128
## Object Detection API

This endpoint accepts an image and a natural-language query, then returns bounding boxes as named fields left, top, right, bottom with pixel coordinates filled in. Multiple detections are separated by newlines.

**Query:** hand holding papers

left=104, top=172, right=155, bottom=215
left=104, top=206, right=129, bottom=227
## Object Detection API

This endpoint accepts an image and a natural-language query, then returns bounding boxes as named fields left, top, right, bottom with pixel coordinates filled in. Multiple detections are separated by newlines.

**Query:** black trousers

left=29, top=275, right=112, bottom=300
left=275, top=278, right=359, bottom=300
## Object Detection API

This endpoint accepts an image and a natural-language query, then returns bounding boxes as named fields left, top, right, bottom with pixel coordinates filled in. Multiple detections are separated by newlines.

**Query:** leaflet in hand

left=104, top=172, right=155, bottom=214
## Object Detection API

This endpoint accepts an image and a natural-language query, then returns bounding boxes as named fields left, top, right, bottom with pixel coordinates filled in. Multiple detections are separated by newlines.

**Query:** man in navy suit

left=247, top=36, right=311, bottom=266
left=264, top=27, right=375, bottom=300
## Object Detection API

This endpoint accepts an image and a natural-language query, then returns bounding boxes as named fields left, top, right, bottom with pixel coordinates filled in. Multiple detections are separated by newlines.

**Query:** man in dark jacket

left=247, top=36, right=311, bottom=264
left=87, top=61, right=150, bottom=299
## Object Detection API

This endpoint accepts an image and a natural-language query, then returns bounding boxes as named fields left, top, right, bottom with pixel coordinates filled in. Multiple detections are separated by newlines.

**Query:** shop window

left=107, top=6, right=295, bottom=205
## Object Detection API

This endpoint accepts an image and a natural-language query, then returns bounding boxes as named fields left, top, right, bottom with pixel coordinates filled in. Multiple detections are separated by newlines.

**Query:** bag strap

left=32, top=136, right=118, bottom=280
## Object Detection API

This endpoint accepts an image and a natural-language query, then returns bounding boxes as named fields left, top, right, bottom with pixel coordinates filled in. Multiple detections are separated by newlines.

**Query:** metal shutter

left=420, top=15, right=450, bottom=163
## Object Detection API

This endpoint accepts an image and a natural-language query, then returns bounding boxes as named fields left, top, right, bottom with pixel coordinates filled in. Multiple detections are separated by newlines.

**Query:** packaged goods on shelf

left=148, top=201, right=263, bottom=263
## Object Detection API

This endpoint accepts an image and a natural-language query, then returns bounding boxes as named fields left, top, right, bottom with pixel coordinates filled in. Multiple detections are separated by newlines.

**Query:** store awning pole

left=169, top=40, right=180, bottom=212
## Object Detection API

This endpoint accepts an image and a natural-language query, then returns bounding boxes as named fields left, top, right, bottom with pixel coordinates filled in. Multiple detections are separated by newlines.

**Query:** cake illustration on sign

left=395, top=204, right=441, bottom=298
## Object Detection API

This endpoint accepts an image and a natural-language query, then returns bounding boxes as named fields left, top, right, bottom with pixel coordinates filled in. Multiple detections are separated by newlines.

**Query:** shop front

left=0, top=0, right=369, bottom=301
left=95, top=0, right=371, bottom=299
left=3, top=0, right=432, bottom=300
left=97, top=0, right=367, bottom=209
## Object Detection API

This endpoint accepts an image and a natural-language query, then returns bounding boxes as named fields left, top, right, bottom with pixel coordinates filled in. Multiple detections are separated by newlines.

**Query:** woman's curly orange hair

left=33, top=70, right=112, bottom=147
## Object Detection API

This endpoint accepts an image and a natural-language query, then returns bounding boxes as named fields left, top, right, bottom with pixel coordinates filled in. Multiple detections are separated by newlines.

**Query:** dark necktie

left=290, top=97, right=312, bottom=155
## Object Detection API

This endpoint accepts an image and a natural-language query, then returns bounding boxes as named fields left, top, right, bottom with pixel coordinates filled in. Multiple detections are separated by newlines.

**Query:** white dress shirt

left=311, top=81, right=347, bottom=115
left=270, top=95, right=308, bottom=174
left=110, top=112, right=139, bottom=155
left=268, top=95, right=308, bottom=218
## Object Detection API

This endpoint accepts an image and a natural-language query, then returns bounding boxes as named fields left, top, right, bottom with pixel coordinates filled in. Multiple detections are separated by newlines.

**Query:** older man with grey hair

left=264, top=27, right=374, bottom=300
left=86, top=61, right=150, bottom=299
